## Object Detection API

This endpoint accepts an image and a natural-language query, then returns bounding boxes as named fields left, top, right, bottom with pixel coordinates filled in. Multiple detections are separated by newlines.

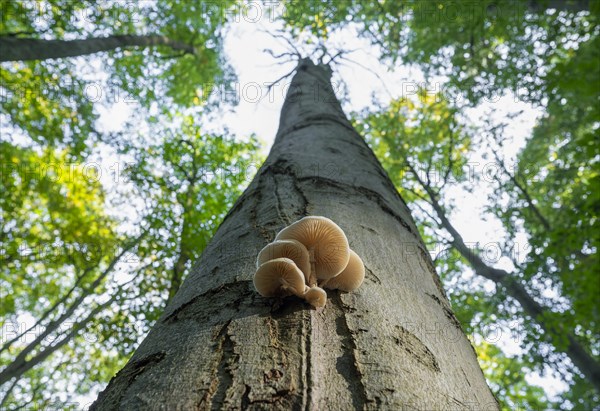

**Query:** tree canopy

left=1, top=0, right=598, bottom=409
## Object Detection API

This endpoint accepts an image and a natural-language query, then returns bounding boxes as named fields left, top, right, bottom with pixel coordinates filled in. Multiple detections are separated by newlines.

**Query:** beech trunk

left=91, top=59, right=498, bottom=410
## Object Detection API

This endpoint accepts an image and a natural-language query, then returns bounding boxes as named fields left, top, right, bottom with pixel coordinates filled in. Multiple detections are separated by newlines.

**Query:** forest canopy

left=1, top=1, right=598, bottom=409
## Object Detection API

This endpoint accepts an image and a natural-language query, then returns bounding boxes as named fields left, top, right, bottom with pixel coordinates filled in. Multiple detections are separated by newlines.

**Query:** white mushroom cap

left=321, top=249, right=365, bottom=292
left=304, top=286, right=327, bottom=308
left=253, top=258, right=306, bottom=297
left=275, top=216, right=350, bottom=280
left=256, top=240, right=310, bottom=279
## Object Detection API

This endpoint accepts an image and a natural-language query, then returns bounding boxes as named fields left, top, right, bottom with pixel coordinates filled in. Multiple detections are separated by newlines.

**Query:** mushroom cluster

left=253, top=216, right=365, bottom=308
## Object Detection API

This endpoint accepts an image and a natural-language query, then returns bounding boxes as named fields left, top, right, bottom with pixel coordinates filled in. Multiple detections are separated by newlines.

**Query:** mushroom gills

left=257, top=239, right=311, bottom=281
left=253, top=258, right=306, bottom=297
left=276, top=216, right=350, bottom=287
left=321, top=249, right=365, bottom=292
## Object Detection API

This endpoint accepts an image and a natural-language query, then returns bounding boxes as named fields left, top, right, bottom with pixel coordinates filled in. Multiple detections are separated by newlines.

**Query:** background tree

left=1, top=0, right=236, bottom=154
left=1, top=1, right=263, bottom=407
left=0, top=119, right=259, bottom=407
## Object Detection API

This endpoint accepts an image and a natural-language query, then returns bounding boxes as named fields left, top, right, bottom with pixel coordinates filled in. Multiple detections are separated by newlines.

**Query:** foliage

left=281, top=0, right=599, bottom=407
left=0, top=0, right=236, bottom=155
left=0, top=0, right=261, bottom=406
left=0, top=142, right=128, bottom=407
left=0, top=142, right=120, bottom=317
left=478, top=341, right=557, bottom=410
left=121, top=112, right=262, bottom=303
left=280, top=0, right=598, bottom=105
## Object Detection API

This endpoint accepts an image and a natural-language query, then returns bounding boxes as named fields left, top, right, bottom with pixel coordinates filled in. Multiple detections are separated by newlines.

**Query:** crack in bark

left=364, top=266, right=382, bottom=285
left=161, top=281, right=254, bottom=325
left=291, top=176, right=309, bottom=218
left=461, top=367, right=472, bottom=387
left=241, top=383, right=291, bottom=408
left=333, top=293, right=370, bottom=409
left=264, top=159, right=309, bottom=218
left=296, top=176, right=419, bottom=241
left=271, top=173, right=290, bottom=225
left=304, top=310, right=313, bottom=411
left=211, top=321, right=235, bottom=411
left=265, top=316, right=280, bottom=349
left=241, top=384, right=251, bottom=409
left=393, top=325, right=441, bottom=373
left=359, top=224, right=378, bottom=234
left=90, top=351, right=166, bottom=410
left=426, top=293, right=463, bottom=331
left=250, top=177, right=272, bottom=242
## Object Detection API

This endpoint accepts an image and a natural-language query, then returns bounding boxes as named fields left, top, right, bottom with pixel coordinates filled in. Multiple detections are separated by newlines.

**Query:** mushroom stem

left=281, top=280, right=304, bottom=297
left=308, top=248, right=317, bottom=287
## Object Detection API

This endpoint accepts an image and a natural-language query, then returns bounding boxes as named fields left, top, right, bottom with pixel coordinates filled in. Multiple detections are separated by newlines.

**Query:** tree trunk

left=0, top=35, right=195, bottom=62
left=91, top=59, right=498, bottom=410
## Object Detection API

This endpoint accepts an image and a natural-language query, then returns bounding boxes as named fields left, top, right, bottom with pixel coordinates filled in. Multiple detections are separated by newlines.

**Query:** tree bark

left=0, top=35, right=195, bottom=62
left=91, top=59, right=498, bottom=410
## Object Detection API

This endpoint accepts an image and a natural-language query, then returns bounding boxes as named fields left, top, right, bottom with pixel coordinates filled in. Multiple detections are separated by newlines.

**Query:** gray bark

left=91, top=59, right=498, bottom=410
left=0, top=35, right=195, bottom=62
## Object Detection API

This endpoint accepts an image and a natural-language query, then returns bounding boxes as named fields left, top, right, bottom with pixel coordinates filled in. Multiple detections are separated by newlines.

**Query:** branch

left=337, top=55, right=394, bottom=100
left=262, top=48, right=299, bottom=62
left=0, top=376, right=19, bottom=408
left=0, top=231, right=146, bottom=385
left=261, top=67, right=297, bottom=103
left=1, top=358, right=69, bottom=410
left=418, top=171, right=600, bottom=390
left=258, top=29, right=302, bottom=60
left=442, top=120, right=457, bottom=186
left=0, top=35, right=197, bottom=62
left=491, top=148, right=551, bottom=230
left=0, top=265, right=92, bottom=354
left=433, top=244, right=455, bottom=264
left=0, top=291, right=121, bottom=386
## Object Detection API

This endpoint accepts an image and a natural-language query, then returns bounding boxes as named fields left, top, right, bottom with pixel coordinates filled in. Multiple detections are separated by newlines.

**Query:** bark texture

left=91, top=59, right=498, bottom=410
left=0, top=35, right=195, bottom=62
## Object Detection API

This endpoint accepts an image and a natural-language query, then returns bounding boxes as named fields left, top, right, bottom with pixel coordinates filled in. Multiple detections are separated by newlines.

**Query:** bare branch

left=337, top=55, right=394, bottom=101
left=257, top=28, right=302, bottom=60
left=261, top=67, right=297, bottom=103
